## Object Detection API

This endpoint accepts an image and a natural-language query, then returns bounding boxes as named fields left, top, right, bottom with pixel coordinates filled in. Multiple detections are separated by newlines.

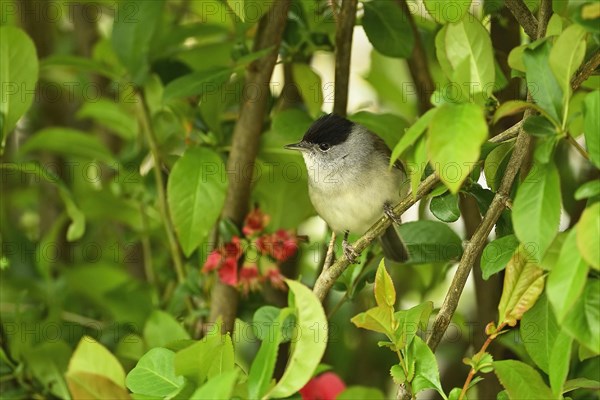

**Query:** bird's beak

left=284, top=141, right=310, bottom=152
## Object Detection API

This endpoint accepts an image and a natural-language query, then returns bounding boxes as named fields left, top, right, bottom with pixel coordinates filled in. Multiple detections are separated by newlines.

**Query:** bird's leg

left=383, top=202, right=402, bottom=224
left=342, top=230, right=359, bottom=263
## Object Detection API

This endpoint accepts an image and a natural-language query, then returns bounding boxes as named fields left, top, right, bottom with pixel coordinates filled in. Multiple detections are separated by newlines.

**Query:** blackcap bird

left=285, top=113, right=409, bottom=262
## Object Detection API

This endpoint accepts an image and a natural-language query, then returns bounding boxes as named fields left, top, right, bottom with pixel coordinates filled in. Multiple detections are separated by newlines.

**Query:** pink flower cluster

left=202, top=208, right=299, bottom=295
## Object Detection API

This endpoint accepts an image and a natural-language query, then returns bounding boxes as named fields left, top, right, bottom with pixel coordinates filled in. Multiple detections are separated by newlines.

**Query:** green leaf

left=247, top=308, right=291, bottom=399
left=493, top=100, right=548, bottom=124
left=390, top=364, right=406, bottom=384
left=407, top=136, right=428, bottom=198
left=394, top=301, right=434, bottom=347
left=549, top=330, right=573, bottom=397
left=112, top=0, right=164, bottom=84
left=484, top=142, right=513, bottom=192
left=562, top=279, right=600, bottom=355
left=363, top=0, right=414, bottom=58
left=390, top=109, right=437, bottom=165
left=563, top=378, right=600, bottom=393
left=0, top=26, right=39, bottom=150
left=427, top=102, right=488, bottom=193
left=267, top=280, right=328, bottom=398
left=520, top=294, right=559, bottom=373
left=374, top=260, right=396, bottom=309
left=337, top=386, right=385, bottom=400
left=397, top=220, right=463, bottom=264
left=0, top=162, right=86, bottom=241
left=508, top=44, right=527, bottom=72
left=174, top=331, right=235, bottom=384
left=575, top=180, right=600, bottom=200
left=143, top=310, right=191, bottom=348
left=190, top=369, right=238, bottom=399
left=497, top=245, right=545, bottom=326
left=409, top=336, right=447, bottom=399
left=424, top=0, right=472, bottom=23
left=523, top=115, right=558, bottom=137
left=257, top=109, right=315, bottom=228
left=41, top=54, right=120, bottom=81
left=549, top=24, right=587, bottom=120
left=292, top=64, right=323, bottom=118
left=20, top=128, right=115, bottom=165
left=493, top=360, right=554, bottom=400
left=167, top=147, right=227, bottom=256
left=21, top=342, right=71, bottom=399
left=66, top=336, right=128, bottom=399
left=430, top=191, right=460, bottom=222
left=547, top=228, right=590, bottom=322
left=523, top=41, right=563, bottom=124
left=481, top=234, right=520, bottom=280
left=351, top=306, right=394, bottom=336
left=577, top=202, right=600, bottom=270
left=163, top=68, right=234, bottom=100
left=76, top=99, right=138, bottom=140
left=512, top=162, right=562, bottom=261
left=583, top=90, right=600, bottom=168
left=126, top=348, right=184, bottom=397
left=443, top=17, right=495, bottom=99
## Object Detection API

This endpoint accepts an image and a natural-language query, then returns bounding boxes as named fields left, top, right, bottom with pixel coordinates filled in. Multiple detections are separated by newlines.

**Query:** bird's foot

left=383, top=202, right=401, bottom=224
left=342, top=231, right=359, bottom=263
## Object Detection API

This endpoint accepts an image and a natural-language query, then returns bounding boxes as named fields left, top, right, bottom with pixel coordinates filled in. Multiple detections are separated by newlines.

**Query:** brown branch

left=209, top=0, right=291, bottom=333
left=333, top=0, right=358, bottom=116
left=397, top=0, right=436, bottom=114
left=313, top=173, right=440, bottom=301
left=489, top=121, right=522, bottom=143
left=426, top=0, right=553, bottom=351
left=572, top=49, right=600, bottom=91
left=504, top=0, right=538, bottom=40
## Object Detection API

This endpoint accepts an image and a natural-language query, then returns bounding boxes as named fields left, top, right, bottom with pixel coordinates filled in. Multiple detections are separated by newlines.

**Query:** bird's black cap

left=302, top=114, right=354, bottom=146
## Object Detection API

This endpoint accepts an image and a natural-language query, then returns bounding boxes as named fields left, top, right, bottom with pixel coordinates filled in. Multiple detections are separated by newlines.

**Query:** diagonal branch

left=313, top=173, right=440, bottom=301
left=572, top=49, right=600, bottom=91
left=504, top=0, right=538, bottom=40
left=333, top=0, right=358, bottom=116
left=426, top=0, right=553, bottom=351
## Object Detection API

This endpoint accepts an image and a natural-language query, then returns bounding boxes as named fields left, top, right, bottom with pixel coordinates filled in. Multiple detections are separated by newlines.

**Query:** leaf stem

left=458, top=322, right=507, bottom=400
left=566, top=134, right=590, bottom=161
left=136, top=91, right=185, bottom=283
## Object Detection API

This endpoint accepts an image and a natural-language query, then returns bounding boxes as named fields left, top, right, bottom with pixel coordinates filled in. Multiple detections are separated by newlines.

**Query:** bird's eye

left=318, top=143, right=330, bottom=151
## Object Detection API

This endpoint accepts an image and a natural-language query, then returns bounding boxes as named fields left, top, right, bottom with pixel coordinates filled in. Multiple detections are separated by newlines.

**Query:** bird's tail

left=379, top=225, right=409, bottom=263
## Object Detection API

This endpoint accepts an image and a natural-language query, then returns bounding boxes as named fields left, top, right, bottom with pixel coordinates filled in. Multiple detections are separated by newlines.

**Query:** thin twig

left=458, top=323, right=507, bottom=400
left=137, top=92, right=185, bottom=283
left=489, top=121, right=522, bottom=143
left=313, top=173, right=440, bottom=301
left=504, top=0, right=538, bottom=39
left=333, top=0, right=358, bottom=116
left=323, top=231, right=337, bottom=271
left=567, top=134, right=590, bottom=160
left=426, top=0, right=553, bottom=352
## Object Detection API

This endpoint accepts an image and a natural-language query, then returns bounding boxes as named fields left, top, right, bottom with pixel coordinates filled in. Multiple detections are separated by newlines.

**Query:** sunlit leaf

left=494, top=360, right=554, bottom=399
left=126, top=348, right=184, bottom=397
left=374, top=260, right=396, bottom=309
left=577, top=203, right=600, bottom=270
left=497, top=245, right=545, bottom=326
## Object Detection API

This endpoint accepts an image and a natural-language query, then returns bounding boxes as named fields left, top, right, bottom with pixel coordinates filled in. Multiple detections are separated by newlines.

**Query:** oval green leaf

left=267, top=280, right=328, bottom=398
left=167, top=147, right=228, bottom=256
left=363, top=0, right=414, bottom=58
left=427, top=102, right=488, bottom=193
left=0, top=26, right=39, bottom=150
